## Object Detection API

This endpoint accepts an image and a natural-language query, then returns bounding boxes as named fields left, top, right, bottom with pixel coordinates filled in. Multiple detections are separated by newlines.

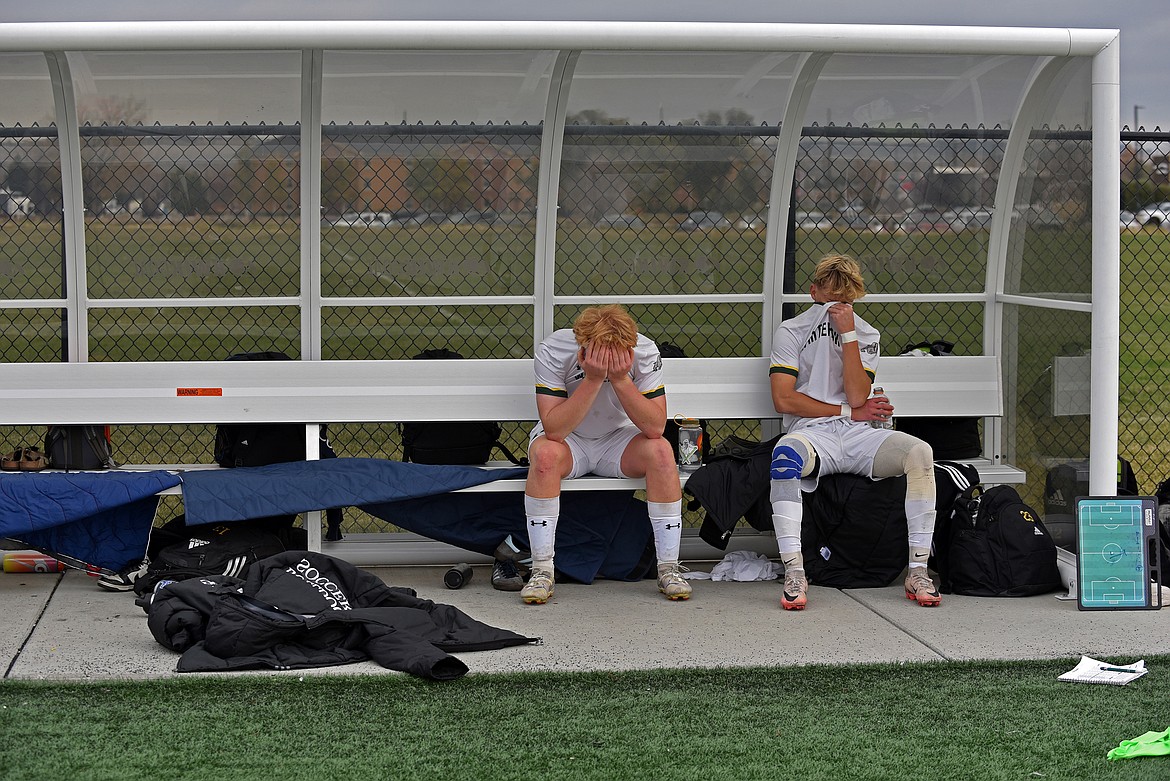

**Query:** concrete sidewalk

left=4, top=562, right=1167, bottom=680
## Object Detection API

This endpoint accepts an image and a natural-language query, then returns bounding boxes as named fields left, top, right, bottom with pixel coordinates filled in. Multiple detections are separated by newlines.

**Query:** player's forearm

left=839, top=342, right=872, bottom=407
left=773, top=387, right=853, bottom=419
left=539, top=379, right=603, bottom=440
left=610, top=380, right=666, bottom=437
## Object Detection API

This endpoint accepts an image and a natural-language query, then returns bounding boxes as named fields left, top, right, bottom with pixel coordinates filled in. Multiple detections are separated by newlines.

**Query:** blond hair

left=812, top=254, right=866, bottom=302
left=572, top=304, right=638, bottom=349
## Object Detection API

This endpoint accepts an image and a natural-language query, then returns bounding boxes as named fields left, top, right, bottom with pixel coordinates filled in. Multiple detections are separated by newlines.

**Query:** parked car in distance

left=734, top=212, right=767, bottom=230
left=596, top=213, right=646, bottom=229
left=446, top=209, right=498, bottom=225
left=942, top=207, right=995, bottom=231
left=833, top=212, right=885, bottom=233
left=679, top=210, right=731, bottom=231
left=1120, top=210, right=1138, bottom=229
left=886, top=208, right=950, bottom=233
left=794, top=210, right=833, bottom=230
left=1134, top=201, right=1170, bottom=228
left=404, top=210, right=451, bottom=226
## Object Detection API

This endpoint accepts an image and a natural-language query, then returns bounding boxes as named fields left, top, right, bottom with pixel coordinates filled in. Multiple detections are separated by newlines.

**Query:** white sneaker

left=781, top=568, right=808, bottom=610
left=657, top=563, right=692, bottom=601
left=904, top=568, right=942, bottom=607
left=520, top=567, right=554, bottom=604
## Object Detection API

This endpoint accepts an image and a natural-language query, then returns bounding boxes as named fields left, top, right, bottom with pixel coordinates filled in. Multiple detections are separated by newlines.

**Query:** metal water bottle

left=870, top=386, right=894, bottom=430
left=676, top=416, right=703, bottom=473
left=444, top=563, right=473, bottom=589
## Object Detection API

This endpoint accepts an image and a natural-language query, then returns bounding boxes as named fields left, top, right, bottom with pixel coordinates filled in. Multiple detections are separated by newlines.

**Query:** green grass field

left=2, top=659, right=1169, bottom=781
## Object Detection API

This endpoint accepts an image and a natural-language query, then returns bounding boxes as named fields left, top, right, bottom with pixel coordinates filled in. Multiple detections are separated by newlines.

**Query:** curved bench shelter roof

left=0, top=21, right=1120, bottom=493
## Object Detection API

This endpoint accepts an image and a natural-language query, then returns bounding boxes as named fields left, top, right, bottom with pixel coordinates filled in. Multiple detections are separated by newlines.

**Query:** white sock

left=906, top=497, right=936, bottom=569
left=524, top=494, right=560, bottom=570
left=771, top=500, right=804, bottom=572
left=647, top=499, right=683, bottom=564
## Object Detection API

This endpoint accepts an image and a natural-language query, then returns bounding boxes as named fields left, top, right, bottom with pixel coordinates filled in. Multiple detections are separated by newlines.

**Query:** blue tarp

left=1, top=459, right=654, bottom=583
left=179, top=458, right=527, bottom=524
left=182, top=459, right=654, bottom=583
left=0, top=470, right=181, bottom=571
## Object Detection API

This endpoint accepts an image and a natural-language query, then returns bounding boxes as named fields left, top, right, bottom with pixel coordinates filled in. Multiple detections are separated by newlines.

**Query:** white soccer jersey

left=769, top=302, right=880, bottom=433
left=532, top=329, right=665, bottom=440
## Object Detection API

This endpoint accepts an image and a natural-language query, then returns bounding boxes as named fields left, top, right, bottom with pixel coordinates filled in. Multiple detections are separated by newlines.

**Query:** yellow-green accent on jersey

left=643, top=385, right=666, bottom=399
left=769, top=363, right=875, bottom=381
left=535, top=384, right=568, bottom=398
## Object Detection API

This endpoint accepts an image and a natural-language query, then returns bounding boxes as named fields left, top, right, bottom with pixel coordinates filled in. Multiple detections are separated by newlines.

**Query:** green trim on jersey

left=535, top=384, right=568, bottom=398
left=770, top=364, right=876, bottom=381
left=643, top=385, right=666, bottom=399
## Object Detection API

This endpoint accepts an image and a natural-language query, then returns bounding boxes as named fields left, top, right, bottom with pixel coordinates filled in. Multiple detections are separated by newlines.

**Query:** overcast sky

left=2, top=0, right=1166, bottom=128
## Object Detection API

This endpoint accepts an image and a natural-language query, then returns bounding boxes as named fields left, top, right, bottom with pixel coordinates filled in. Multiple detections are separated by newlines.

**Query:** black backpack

left=213, top=351, right=344, bottom=541
left=942, top=484, right=1062, bottom=597
left=399, top=348, right=526, bottom=466
left=801, top=472, right=909, bottom=588
left=213, top=352, right=338, bottom=468
left=658, top=342, right=710, bottom=465
left=928, top=460, right=981, bottom=579
left=801, top=461, right=981, bottom=589
left=133, top=514, right=305, bottom=598
left=44, top=425, right=115, bottom=470
left=894, top=339, right=982, bottom=460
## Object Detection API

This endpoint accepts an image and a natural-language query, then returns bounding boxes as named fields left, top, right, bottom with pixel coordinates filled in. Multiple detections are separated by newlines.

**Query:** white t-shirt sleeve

left=533, top=338, right=569, bottom=399
left=769, top=324, right=801, bottom=379
left=635, top=339, right=665, bottom=398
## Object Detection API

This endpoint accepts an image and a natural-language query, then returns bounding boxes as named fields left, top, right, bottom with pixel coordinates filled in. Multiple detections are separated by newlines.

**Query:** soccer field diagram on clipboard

left=1076, top=496, right=1162, bottom=610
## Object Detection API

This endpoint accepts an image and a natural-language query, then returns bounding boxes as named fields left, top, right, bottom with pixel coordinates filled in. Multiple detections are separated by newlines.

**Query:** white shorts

left=529, top=424, right=642, bottom=479
left=788, top=418, right=898, bottom=491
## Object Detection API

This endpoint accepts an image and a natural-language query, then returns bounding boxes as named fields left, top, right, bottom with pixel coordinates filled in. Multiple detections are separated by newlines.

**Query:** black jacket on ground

left=145, top=551, right=538, bottom=680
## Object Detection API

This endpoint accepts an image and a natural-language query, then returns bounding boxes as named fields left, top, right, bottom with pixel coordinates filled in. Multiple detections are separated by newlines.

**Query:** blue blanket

left=0, top=470, right=181, bottom=571
left=179, top=459, right=527, bottom=524
left=1, top=460, right=653, bottom=584
left=182, top=459, right=653, bottom=583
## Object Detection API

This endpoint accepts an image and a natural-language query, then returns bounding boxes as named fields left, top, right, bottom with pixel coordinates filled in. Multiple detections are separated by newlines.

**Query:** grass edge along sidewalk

left=2, top=657, right=1168, bottom=781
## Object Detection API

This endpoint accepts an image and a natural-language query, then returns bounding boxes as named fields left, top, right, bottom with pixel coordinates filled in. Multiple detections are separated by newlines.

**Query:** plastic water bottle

left=870, top=386, right=894, bottom=430
left=676, top=417, right=704, bottom=473
left=3, top=552, right=65, bottom=573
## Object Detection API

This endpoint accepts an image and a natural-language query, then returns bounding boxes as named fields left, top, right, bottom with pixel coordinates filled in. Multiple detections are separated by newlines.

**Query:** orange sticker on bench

left=176, top=388, right=223, bottom=397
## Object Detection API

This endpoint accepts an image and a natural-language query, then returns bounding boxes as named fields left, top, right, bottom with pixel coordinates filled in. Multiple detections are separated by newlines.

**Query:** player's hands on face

left=826, top=301, right=856, bottom=335
left=606, top=345, right=634, bottom=384
left=579, top=343, right=610, bottom=381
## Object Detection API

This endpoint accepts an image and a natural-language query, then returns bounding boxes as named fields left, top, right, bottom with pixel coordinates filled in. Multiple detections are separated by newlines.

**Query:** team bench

left=0, top=355, right=1024, bottom=553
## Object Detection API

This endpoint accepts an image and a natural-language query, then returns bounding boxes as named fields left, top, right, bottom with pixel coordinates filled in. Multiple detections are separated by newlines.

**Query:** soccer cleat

left=905, top=568, right=942, bottom=607
left=780, top=568, right=808, bottom=610
left=657, top=563, right=692, bottom=601
left=96, top=558, right=150, bottom=593
left=493, top=534, right=533, bottom=578
left=520, top=567, right=554, bottom=604
left=491, top=558, right=526, bottom=592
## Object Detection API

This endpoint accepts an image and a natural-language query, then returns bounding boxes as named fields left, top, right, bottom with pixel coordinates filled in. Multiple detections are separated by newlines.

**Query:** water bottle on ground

left=870, top=386, right=894, bottom=430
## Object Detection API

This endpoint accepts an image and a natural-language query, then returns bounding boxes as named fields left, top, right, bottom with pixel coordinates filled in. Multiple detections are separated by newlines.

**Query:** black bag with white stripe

left=933, top=469, right=1061, bottom=597
left=133, top=515, right=304, bottom=597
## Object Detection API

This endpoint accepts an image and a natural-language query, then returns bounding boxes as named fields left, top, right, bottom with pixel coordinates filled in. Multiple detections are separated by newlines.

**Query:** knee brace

left=770, top=437, right=811, bottom=482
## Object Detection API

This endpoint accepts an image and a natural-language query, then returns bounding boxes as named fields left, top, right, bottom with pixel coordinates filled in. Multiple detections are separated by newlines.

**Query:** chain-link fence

left=1, top=121, right=1159, bottom=535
